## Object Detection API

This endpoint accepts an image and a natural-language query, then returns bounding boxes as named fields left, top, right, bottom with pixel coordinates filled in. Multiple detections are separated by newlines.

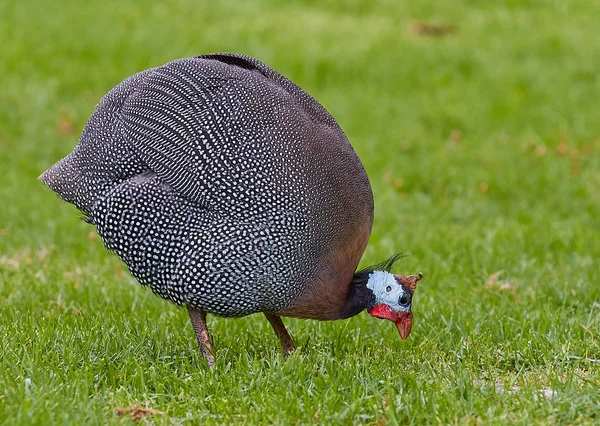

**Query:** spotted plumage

left=41, top=53, right=421, bottom=366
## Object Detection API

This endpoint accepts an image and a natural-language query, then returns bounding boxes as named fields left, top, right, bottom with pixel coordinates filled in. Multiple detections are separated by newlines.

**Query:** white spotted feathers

left=40, top=53, right=374, bottom=317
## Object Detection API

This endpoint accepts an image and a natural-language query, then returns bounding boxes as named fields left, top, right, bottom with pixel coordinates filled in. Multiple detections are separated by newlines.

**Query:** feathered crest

left=352, top=253, right=406, bottom=287
left=357, top=253, right=406, bottom=275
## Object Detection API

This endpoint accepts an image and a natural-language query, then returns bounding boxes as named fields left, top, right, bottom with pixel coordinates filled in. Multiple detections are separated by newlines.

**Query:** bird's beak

left=395, top=311, right=413, bottom=340
left=369, top=304, right=413, bottom=340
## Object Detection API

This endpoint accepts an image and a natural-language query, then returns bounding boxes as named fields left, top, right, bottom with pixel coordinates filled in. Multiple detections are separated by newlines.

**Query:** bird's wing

left=119, top=53, right=338, bottom=206
left=119, top=58, right=236, bottom=206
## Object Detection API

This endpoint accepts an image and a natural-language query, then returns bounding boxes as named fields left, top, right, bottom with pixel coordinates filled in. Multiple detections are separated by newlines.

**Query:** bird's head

left=365, top=270, right=422, bottom=339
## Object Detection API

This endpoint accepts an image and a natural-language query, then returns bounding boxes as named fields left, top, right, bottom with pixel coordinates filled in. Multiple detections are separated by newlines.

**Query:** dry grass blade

left=411, top=21, right=457, bottom=37
left=115, top=406, right=165, bottom=423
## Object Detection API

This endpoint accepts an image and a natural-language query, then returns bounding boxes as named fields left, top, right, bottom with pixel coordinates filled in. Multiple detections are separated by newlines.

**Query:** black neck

left=337, top=271, right=375, bottom=319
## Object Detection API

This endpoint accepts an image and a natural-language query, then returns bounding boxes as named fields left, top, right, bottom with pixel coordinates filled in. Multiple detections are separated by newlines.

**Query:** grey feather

left=40, top=53, right=373, bottom=316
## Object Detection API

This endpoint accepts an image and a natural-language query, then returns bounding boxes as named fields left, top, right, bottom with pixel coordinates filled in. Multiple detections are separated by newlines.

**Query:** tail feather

left=39, top=68, right=155, bottom=216
left=39, top=155, right=81, bottom=204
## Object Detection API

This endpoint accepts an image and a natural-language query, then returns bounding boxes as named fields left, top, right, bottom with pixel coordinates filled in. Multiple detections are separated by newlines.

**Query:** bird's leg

left=187, top=305, right=215, bottom=368
left=265, top=313, right=295, bottom=357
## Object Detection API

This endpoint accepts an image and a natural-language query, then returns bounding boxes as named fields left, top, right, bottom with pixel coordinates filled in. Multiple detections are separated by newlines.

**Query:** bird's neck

left=337, top=271, right=375, bottom=319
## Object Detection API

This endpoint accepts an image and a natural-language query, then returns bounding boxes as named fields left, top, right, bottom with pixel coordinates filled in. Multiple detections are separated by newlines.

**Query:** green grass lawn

left=1, top=0, right=599, bottom=424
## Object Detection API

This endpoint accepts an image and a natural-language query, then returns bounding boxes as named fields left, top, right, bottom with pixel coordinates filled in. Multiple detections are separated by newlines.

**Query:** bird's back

left=41, top=54, right=373, bottom=316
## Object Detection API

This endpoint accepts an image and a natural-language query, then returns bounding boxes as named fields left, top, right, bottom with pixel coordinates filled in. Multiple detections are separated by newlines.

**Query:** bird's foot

left=281, top=340, right=296, bottom=357
left=202, top=347, right=216, bottom=368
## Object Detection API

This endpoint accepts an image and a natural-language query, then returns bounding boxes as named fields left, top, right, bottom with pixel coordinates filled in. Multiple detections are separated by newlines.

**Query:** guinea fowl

left=40, top=53, right=422, bottom=367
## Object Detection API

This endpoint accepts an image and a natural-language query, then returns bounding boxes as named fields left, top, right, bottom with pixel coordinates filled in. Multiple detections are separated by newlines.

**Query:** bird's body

left=41, top=53, right=420, bottom=366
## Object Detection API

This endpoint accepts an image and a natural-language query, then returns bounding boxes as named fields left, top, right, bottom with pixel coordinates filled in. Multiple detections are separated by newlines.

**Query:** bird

left=40, top=53, right=422, bottom=367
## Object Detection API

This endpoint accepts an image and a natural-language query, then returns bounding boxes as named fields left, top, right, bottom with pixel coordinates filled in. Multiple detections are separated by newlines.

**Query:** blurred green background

left=1, top=0, right=599, bottom=424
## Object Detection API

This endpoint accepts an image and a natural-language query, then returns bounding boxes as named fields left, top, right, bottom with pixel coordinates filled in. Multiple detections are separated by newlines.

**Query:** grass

left=1, top=0, right=599, bottom=424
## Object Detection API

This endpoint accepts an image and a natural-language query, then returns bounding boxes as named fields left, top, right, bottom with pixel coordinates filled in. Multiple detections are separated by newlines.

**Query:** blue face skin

left=366, top=271, right=411, bottom=313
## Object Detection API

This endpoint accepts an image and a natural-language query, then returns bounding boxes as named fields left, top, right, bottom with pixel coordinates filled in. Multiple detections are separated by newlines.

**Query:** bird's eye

left=399, top=295, right=409, bottom=305
left=386, top=286, right=392, bottom=292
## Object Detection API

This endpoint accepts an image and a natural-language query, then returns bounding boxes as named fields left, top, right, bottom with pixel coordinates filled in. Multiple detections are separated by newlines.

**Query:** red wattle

left=369, top=304, right=397, bottom=322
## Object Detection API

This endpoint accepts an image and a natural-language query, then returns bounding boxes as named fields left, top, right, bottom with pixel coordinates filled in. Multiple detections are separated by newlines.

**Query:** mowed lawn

left=1, top=0, right=599, bottom=424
